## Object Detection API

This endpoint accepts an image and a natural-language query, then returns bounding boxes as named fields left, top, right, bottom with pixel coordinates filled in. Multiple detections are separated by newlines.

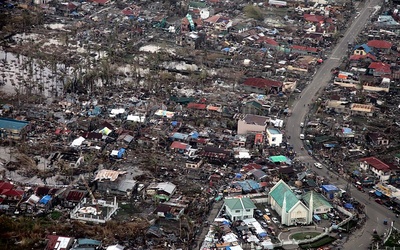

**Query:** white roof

left=71, top=136, right=85, bottom=147
left=222, top=232, right=238, bottom=243
left=94, top=169, right=127, bottom=182
left=110, top=108, right=125, bottom=115
left=127, top=115, right=145, bottom=122
left=148, top=182, right=176, bottom=195
left=106, top=244, right=125, bottom=250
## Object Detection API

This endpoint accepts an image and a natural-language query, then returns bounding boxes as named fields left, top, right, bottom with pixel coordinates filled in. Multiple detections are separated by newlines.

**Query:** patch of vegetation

left=298, top=236, right=336, bottom=249
left=384, top=228, right=400, bottom=247
left=291, top=232, right=321, bottom=240
left=243, top=5, right=264, bottom=20
left=50, top=211, right=62, bottom=220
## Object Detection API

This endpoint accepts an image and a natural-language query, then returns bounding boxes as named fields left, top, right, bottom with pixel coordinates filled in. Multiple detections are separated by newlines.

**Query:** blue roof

left=117, top=148, right=126, bottom=159
left=39, top=195, right=51, bottom=204
left=171, top=132, right=188, bottom=140
left=236, top=180, right=260, bottom=192
left=321, top=184, right=339, bottom=192
left=342, top=127, right=353, bottom=134
left=267, top=128, right=281, bottom=134
left=75, top=238, right=101, bottom=247
left=353, top=44, right=372, bottom=54
left=344, top=203, right=354, bottom=209
left=0, top=118, right=29, bottom=130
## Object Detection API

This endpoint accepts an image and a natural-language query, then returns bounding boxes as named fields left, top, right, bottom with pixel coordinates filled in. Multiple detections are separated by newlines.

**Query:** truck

left=263, top=215, right=271, bottom=223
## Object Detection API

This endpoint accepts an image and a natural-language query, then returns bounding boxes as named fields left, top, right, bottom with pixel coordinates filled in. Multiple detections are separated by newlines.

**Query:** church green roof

left=302, top=191, right=333, bottom=209
left=224, top=197, right=256, bottom=210
left=269, top=180, right=299, bottom=212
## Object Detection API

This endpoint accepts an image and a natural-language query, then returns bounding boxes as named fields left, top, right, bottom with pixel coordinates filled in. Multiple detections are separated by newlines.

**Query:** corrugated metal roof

left=269, top=180, right=299, bottom=212
left=224, top=197, right=256, bottom=210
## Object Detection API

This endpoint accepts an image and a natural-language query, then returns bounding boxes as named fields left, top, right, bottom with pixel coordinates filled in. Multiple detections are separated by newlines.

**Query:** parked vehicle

left=260, top=221, right=268, bottom=228
left=263, top=215, right=271, bottom=223
left=314, top=162, right=322, bottom=169
left=272, top=217, right=280, bottom=224
left=255, top=209, right=263, bottom=217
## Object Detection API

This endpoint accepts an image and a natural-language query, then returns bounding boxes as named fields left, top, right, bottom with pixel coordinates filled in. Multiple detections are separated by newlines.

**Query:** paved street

left=197, top=200, right=224, bottom=250
left=285, top=0, right=388, bottom=249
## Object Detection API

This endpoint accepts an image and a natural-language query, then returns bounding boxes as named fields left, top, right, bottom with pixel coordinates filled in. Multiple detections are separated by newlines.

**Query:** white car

left=265, top=208, right=271, bottom=215
left=314, top=163, right=322, bottom=169
left=272, top=217, right=280, bottom=224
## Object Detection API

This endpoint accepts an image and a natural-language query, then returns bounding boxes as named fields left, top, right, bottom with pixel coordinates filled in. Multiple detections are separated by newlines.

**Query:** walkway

left=196, top=200, right=224, bottom=250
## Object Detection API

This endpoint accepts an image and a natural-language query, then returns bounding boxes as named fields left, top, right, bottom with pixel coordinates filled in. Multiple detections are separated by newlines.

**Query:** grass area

left=384, top=227, right=400, bottom=247
left=50, top=211, right=62, bottom=220
left=298, top=236, right=336, bottom=249
left=291, top=232, right=321, bottom=240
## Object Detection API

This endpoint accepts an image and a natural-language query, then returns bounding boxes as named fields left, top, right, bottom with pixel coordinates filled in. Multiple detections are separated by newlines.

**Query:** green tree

left=243, top=5, right=264, bottom=21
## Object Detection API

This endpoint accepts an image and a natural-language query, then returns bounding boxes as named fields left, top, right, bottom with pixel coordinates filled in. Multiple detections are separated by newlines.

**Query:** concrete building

left=224, top=197, right=256, bottom=221
left=266, top=128, right=283, bottom=147
left=237, top=114, right=269, bottom=135
left=268, top=180, right=311, bottom=226
left=359, top=157, right=392, bottom=182
left=302, top=191, right=332, bottom=215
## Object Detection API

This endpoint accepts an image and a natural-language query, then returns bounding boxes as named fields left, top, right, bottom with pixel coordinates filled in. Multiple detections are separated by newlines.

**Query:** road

left=285, top=0, right=390, bottom=249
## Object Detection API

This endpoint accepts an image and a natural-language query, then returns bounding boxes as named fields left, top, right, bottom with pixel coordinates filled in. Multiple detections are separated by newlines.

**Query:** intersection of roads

left=285, top=0, right=394, bottom=249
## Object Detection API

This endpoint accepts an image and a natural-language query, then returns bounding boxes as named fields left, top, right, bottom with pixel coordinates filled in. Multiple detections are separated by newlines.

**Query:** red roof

left=122, top=8, right=134, bottom=15
left=303, top=14, right=325, bottom=23
left=257, top=37, right=279, bottom=46
left=1, top=189, right=24, bottom=197
left=66, top=190, right=85, bottom=202
left=196, top=138, right=209, bottom=144
left=55, top=128, right=71, bottom=135
left=170, top=141, right=188, bottom=150
left=46, top=235, right=74, bottom=250
left=368, top=62, right=391, bottom=73
left=349, top=54, right=377, bottom=61
left=243, top=78, right=282, bottom=89
left=291, top=45, right=318, bottom=53
left=187, top=103, right=207, bottom=110
left=367, top=40, right=392, bottom=49
left=242, top=163, right=262, bottom=172
left=360, top=157, right=390, bottom=172
left=92, top=0, right=109, bottom=4
left=0, top=181, right=14, bottom=191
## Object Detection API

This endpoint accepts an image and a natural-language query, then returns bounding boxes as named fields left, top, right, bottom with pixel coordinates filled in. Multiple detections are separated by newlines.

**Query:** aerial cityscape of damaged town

left=1, top=0, right=400, bottom=249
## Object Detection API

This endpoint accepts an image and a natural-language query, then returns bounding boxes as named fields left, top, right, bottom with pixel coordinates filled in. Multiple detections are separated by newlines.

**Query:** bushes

left=243, top=5, right=264, bottom=21
left=298, top=236, right=336, bottom=249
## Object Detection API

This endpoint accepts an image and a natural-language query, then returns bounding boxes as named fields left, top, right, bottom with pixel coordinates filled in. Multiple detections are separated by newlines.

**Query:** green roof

left=246, top=100, right=263, bottom=109
left=269, top=155, right=287, bottom=163
left=224, top=197, right=256, bottom=210
left=302, top=191, right=333, bottom=209
left=0, top=118, right=29, bottom=131
left=269, top=180, right=299, bottom=212
left=189, top=1, right=207, bottom=8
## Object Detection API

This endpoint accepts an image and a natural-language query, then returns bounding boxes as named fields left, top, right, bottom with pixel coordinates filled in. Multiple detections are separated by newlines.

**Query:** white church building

left=268, top=179, right=313, bottom=226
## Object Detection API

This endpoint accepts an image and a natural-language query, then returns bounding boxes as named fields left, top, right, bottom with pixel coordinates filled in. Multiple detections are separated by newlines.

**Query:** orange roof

left=367, top=40, right=392, bottom=49
left=360, top=157, right=390, bottom=171
left=170, top=141, right=188, bottom=150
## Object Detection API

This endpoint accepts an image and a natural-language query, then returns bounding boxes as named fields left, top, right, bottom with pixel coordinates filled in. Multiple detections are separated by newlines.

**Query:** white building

left=266, top=128, right=283, bottom=146
left=268, top=180, right=311, bottom=226
left=359, top=157, right=392, bottom=182
left=224, top=197, right=256, bottom=221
